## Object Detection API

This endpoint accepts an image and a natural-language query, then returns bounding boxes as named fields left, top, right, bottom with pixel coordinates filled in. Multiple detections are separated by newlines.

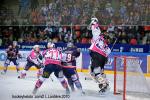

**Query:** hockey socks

left=37, top=68, right=43, bottom=78
left=58, top=78, right=70, bottom=94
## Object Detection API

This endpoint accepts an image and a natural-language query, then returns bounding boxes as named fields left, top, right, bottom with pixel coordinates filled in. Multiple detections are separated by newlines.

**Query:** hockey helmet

left=67, top=42, right=74, bottom=48
left=33, top=45, right=40, bottom=52
left=91, top=17, right=98, bottom=23
left=47, top=42, right=55, bottom=48
left=13, top=41, right=17, bottom=46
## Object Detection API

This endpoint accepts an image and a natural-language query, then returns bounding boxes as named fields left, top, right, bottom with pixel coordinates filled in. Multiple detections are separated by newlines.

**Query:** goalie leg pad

left=92, top=67, right=106, bottom=78
left=92, top=67, right=101, bottom=76
left=92, top=67, right=109, bottom=90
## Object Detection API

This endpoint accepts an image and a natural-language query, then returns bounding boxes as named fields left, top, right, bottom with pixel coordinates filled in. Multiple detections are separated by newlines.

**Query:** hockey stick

left=110, top=32, right=121, bottom=51
left=84, top=33, right=120, bottom=81
left=50, top=76, right=54, bottom=82
left=110, top=37, right=118, bottom=51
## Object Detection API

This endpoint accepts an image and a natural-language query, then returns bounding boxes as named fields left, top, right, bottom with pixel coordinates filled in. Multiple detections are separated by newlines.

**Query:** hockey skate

left=66, top=87, right=70, bottom=94
left=1, top=71, right=6, bottom=75
left=16, top=68, right=20, bottom=73
left=80, top=90, right=85, bottom=95
left=98, top=82, right=110, bottom=95
left=32, top=87, right=38, bottom=95
left=18, top=73, right=26, bottom=79
left=94, top=74, right=110, bottom=95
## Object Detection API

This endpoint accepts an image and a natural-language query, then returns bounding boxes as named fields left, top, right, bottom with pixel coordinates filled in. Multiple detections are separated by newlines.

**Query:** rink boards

left=0, top=49, right=150, bottom=76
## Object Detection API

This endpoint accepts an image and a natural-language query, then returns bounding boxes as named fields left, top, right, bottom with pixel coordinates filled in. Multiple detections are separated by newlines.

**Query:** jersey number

left=96, top=41, right=107, bottom=53
left=45, top=50, right=60, bottom=60
left=66, top=54, right=72, bottom=62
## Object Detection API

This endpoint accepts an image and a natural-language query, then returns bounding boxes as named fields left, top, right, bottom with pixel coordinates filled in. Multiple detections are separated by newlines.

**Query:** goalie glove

left=87, top=17, right=99, bottom=30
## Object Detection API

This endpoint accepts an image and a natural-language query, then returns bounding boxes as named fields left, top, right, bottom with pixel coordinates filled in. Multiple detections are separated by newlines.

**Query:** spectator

left=0, top=38, right=2, bottom=46
left=105, top=2, right=114, bottom=17
left=1, top=0, right=150, bottom=25
left=130, top=37, right=137, bottom=45
left=44, top=25, right=52, bottom=38
left=64, top=31, right=73, bottom=42
left=120, top=4, right=127, bottom=20
left=81, top=37, right=88, bottom=44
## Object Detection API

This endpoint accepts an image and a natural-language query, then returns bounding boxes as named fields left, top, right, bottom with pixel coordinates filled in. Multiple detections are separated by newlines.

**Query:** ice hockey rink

left=0, top=70, right=150, bottom=100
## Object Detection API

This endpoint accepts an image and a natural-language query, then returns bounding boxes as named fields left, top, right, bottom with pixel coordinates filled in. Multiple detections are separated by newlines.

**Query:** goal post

left=114, top=56, right=150, bottom=100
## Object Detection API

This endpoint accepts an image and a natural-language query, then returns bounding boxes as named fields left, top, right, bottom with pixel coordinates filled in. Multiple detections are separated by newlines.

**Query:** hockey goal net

left=114, top=56, right=150, bottom=100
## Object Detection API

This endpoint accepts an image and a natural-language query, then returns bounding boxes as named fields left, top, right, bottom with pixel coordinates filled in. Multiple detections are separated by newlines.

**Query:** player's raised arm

left=89, top=17, right=101, bottom=41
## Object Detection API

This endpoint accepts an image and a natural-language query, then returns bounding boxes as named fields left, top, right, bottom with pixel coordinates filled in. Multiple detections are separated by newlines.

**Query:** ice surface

left=0, top=70, right=150, bottom=100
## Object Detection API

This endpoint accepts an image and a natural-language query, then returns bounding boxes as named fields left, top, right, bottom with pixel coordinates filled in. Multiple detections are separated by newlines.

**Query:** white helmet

left=91, top=17, right=98, bottom=22
left=47, top=42, right=55, bottom=48
left=13, top=41, right=17, bottom=46
left=91, top=17, right=98, bottom=24
left=33, top=45, right=40, bottom=52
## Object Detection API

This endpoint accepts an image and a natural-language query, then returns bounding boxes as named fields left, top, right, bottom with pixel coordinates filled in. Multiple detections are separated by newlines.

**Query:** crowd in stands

left=0, top=0, right=150, bottom=46
left=0, top=0, right=150, bottom=25
left=0, top=25, right=149, bottom=46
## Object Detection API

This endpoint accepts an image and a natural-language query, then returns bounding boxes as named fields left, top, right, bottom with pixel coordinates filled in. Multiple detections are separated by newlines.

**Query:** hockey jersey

left=6, top=45, right=19, bottom=59
left=89, top=23, right=111, bottom=57
left=27, top=49, right=43, bottom=65
left=42, top=48, right=62, bottom=65
left=61, top=47, right=80, bottom=68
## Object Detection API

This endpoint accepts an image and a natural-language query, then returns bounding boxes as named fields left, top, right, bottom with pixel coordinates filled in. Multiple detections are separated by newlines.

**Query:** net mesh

left=115, top=56, right=150, bottom=99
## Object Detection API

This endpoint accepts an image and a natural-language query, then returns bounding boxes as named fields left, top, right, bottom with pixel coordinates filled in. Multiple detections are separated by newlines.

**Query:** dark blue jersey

left=62, top=46, right=80, bottom=66
left=6, top=45, right=19, bottom=59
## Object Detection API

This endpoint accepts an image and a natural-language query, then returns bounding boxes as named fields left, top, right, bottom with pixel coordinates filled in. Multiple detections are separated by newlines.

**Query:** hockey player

left=18, top=45, right=43, bottom=78
left=88, top=18, right=111, bottom=94
left=32, top=42, right=70, bottom=94
left=62, top=42, right=84, bottom=94
left=1, top=41, right=21, bottom=74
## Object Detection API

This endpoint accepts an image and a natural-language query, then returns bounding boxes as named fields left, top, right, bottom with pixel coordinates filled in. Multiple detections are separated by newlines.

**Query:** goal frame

left=113, top=56, right=140, bottom=100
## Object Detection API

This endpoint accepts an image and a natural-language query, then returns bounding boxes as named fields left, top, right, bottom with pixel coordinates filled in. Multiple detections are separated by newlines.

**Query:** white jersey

left=91, top=22, right=101, bottom=42
left=89, top=23, right=111, bottom=57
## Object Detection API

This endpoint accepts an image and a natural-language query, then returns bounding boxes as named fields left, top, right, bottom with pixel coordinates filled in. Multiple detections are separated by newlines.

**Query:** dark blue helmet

left=67, top=42, right=74, bottom=48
